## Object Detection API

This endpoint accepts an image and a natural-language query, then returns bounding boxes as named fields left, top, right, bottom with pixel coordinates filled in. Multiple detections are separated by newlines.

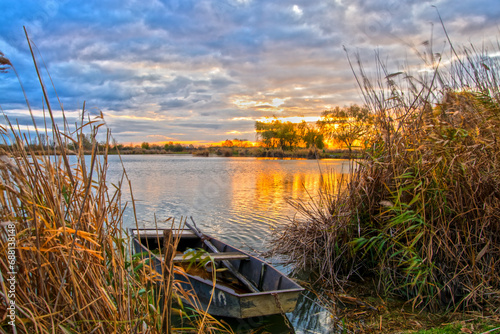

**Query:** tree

left=141, top=142, right=150, bottom=150
left=255, top=121, right=279, bottom=148
left=81, top=133, right=93, bottom=150
left=255, top=119, right=300, bottom=150
left=297, top=121, right=325, bottom=150
left=39, top=134, right=47, bottom=148
left=172, top=144, right=183, bottom=152
left=165, top=141, right=174, bottom=151
left=318, top=105, right=371, bottom=154
left=303, top=128, right=325, bottom=150
left=232, top=139, right=252, bottom=147
left=276, top=121, right=300, bottom=150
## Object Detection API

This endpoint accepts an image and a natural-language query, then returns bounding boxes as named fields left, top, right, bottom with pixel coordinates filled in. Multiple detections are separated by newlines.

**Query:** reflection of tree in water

left=254, top=170, right=325, bottom=207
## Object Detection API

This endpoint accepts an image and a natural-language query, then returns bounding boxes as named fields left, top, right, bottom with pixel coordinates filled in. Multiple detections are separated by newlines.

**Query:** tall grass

left=0, top=83, right=159, bottom=333
left=271, top=38, right=500, bottom=312
left=0, top=31, right=232, bottom=333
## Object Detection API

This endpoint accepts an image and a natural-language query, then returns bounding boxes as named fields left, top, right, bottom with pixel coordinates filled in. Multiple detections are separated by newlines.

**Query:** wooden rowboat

left=130, top=223, right=304, bottom=319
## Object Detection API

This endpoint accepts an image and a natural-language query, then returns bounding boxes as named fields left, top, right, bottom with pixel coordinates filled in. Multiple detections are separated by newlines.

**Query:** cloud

left=1, top=0, right=499, bottom=144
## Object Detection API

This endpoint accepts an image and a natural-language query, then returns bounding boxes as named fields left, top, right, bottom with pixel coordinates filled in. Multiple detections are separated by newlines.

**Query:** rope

left=272, top=292, right=294, bottom=333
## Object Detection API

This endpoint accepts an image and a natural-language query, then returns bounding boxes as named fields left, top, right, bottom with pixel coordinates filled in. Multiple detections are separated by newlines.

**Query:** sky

left=1, top=0, right=499, bottom=145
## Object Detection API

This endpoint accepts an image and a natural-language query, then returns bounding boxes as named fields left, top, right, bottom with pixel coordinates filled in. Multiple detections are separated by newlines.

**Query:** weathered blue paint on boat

left=130, top=228, right=304, bottom=318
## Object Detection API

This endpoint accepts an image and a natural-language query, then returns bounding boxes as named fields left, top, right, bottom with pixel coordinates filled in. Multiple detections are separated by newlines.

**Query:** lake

left=106, top=154, right=352, bottom=333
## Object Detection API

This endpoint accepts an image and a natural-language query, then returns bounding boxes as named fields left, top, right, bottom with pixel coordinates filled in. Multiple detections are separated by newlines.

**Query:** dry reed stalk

left=0, top=110, right=145, bottom=333
left=271, top=37, right=500, bottom=314
left=162, top=229, right=174, bottom=334
left=0, top=31, right=233, bottom=334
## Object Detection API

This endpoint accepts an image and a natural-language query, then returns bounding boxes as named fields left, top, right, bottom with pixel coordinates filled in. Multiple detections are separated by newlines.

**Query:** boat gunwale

left=130, top=228, right=304, bottom=298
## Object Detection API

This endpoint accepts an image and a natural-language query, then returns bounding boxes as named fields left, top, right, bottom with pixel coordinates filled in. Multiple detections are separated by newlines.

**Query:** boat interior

left=131, top=228, right=302, bottom=294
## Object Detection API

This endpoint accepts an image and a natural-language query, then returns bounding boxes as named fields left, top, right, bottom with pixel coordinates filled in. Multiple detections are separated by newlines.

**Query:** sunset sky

left=1, top=0, right=499, bottom=145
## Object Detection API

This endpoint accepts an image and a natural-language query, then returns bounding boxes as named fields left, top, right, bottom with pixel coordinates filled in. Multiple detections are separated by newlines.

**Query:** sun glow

left=230, top=95, right=290, bottom=111
left=256, top=116, right=322, bottom=123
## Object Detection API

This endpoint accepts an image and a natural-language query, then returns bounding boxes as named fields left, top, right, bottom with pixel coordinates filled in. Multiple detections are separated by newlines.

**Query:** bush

left=271, top=40, right=500, bottom=312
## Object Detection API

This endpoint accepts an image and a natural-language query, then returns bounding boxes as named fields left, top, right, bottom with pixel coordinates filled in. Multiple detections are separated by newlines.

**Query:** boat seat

left=132, top=229, right=198, bottom=239
left=172, top=252, right=249, bottom=263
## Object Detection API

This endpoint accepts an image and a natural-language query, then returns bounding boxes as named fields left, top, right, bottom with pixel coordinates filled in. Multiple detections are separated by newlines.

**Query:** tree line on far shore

left=255, top=104, right=371, bottom=153
left=1, top=104, right=371, bottom=155
left=129, top=104, right=372, bottom=154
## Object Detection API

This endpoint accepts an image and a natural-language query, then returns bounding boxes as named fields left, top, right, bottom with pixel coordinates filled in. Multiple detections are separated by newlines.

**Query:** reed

left=0, top=31, right=232, bottom=333
left=271, top=38, right=500, bottom=313
left=0, top=87, right=155, bottom=333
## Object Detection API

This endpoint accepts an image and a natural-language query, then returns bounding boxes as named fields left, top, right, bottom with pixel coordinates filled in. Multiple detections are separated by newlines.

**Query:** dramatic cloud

left=1, top=0, right=499, bottom=144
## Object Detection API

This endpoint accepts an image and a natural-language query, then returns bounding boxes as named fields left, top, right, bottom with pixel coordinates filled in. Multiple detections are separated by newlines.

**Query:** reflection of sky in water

left=99, top=155, right=351, bottom=333
left=104, top=155, right=350, bottom=249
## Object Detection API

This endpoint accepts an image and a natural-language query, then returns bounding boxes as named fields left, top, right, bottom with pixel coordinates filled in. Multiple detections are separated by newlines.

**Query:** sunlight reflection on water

left=103, top=154, right=352, bottom=333
left=106, top=155, right=350, bottom=249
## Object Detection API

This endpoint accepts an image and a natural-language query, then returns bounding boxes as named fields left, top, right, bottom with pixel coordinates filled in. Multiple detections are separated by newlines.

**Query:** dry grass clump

left=0, top=31, right=233, bottom=334
left=0, top=107, right=160, bottom=333
left=271, top=40, right=500, bottom=313
left=272, top=171, right=362, bottom=287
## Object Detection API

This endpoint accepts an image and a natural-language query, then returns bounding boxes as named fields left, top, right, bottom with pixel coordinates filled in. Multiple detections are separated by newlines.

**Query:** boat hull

left=130, top=228, right=303, bottom=318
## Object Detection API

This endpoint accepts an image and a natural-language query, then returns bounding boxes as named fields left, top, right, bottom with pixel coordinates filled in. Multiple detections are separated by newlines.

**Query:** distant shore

left=4, top=144, right=362, bottom=159
left=117, top=146, right=361, bottom=159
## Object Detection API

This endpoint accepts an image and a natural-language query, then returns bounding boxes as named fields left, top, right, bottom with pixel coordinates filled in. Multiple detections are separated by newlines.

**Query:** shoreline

left=6, top=147, right=363, bottom=160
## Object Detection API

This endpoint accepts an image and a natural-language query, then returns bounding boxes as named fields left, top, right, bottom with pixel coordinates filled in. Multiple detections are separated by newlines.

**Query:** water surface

left=109, top=155, right=349, bottom=249
left=106, top=154, right=352, bottom=333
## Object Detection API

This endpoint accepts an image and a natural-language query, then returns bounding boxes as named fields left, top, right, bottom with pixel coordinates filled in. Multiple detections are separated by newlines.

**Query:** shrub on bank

left=272, top=42, right=500, bottom=312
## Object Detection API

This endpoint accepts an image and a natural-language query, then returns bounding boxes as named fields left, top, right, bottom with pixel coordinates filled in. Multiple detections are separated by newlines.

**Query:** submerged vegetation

left=271, top=38, right=500, bottom=323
